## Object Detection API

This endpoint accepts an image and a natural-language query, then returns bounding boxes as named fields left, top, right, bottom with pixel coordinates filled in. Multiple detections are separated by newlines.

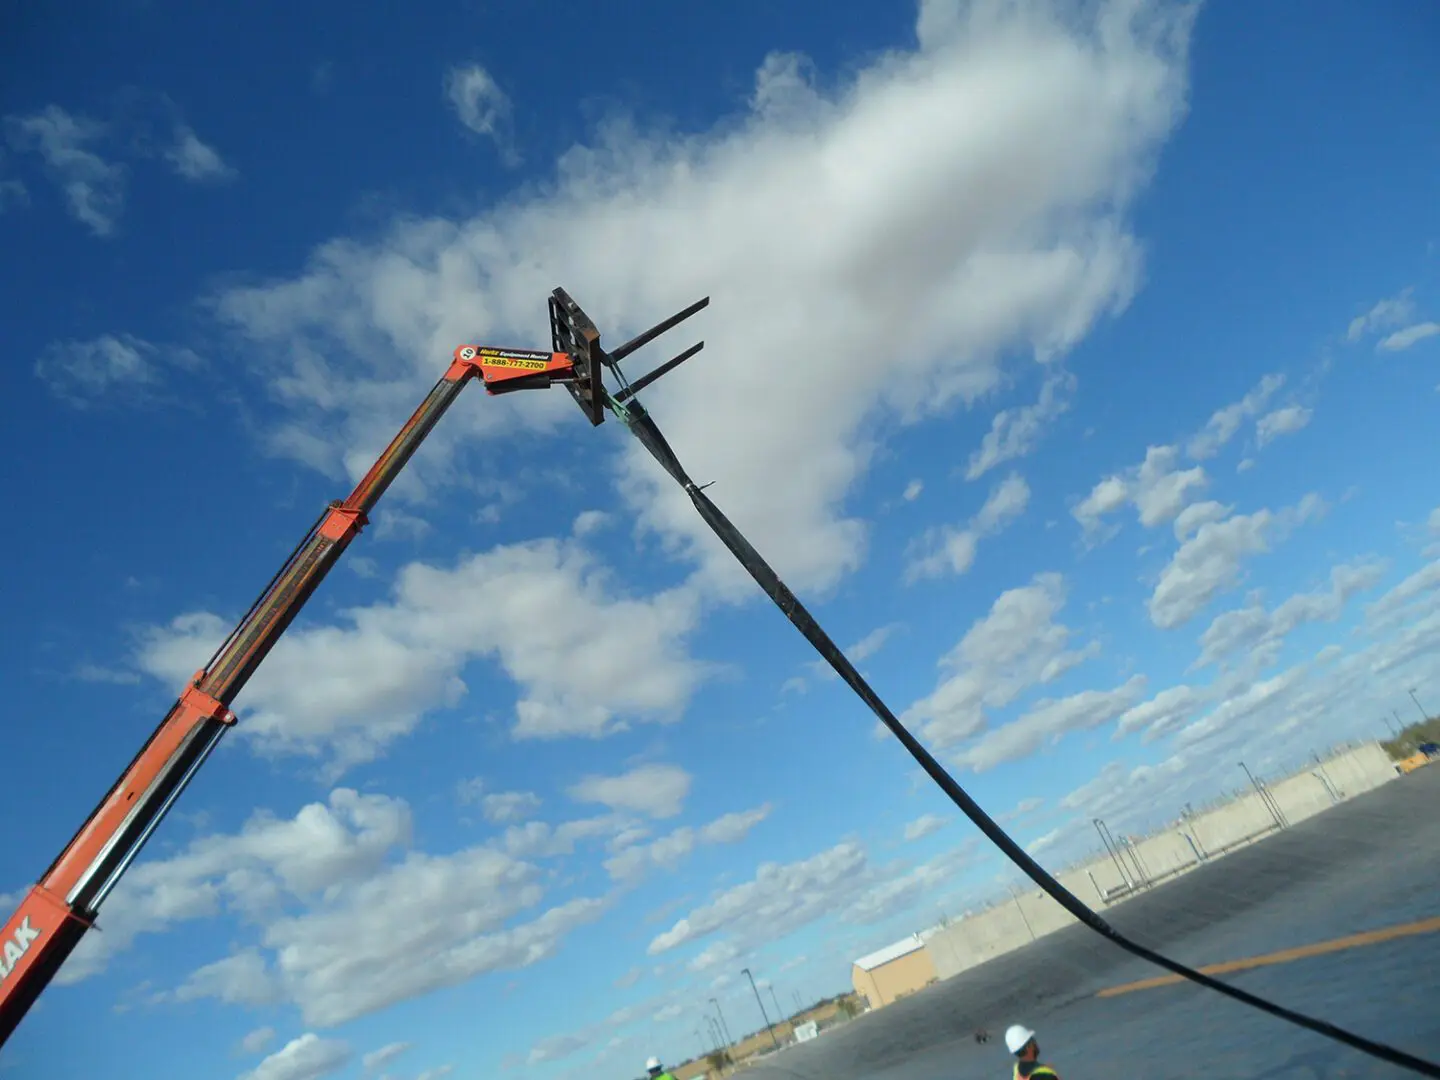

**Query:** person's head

left=1005, top=1024, right=1039, bottom=1060
left=646, top=1056, right=663, bottom=1077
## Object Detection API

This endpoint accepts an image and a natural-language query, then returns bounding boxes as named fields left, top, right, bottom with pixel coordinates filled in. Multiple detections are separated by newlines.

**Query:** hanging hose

left=608, top=393, right=1440, bottom=1079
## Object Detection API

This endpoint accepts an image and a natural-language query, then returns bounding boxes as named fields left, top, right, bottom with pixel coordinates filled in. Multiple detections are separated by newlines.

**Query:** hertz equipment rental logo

left=0, top=917, right=40, bottom=984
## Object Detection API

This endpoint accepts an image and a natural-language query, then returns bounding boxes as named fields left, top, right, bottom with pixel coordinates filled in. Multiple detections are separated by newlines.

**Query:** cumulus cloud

left=905, top=472, right=1030, bottom=581
left=1112, top=683, right=1203, bottom=742
left=209, top=0, right=1196, bottom=599
left=166, top=949, right=283, bottom=1007
left=1378, top=322, right=1440, bottom=352
left=954, top=674, right=1146, bottom=770
left=361, top=1042, right=411, bottom=1072
left=134, top=537, right=712, bottom=773
left=238, top=1033, right=350, bottom=1080
left=603, top=804, right=771, bottom=884
left=1364, top=558, right=1440, bottom=631
left=645, top=833, right=974, bottom=962
left=903, top=571, right=1098, bottom=747
left=567, top=763, right=693, bottom=819
left=484, top=791, right=544, bottom=823
left=1147, top=493, right=1326, bottom=630
left=1193, top=558, right=1387, bottom=669
left=60, top=787, right=615, bottom=1028
left=240, top=1027, right=278, bottom=1056
left=1254, top=404, right=1312, bottom=447
left=903, top=813, right=948, bottom=841
left=61, top=788, right=413, bottom=983
left=1073, top=443, right=1208, bottom=541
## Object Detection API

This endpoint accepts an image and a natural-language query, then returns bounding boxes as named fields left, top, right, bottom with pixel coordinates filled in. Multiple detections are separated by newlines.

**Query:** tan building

left=851, top=933, right=937, bottom=1009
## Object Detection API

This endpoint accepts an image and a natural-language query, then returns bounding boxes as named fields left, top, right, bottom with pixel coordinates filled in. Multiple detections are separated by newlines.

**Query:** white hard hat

left=1004, top=1025, right=1036, bottom=1055
left=646, top=1057, right=662, bottom=1071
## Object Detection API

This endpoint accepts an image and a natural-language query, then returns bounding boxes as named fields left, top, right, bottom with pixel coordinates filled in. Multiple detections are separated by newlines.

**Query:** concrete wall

left=852, top=947, right=936, bottom=1008
left=923, top=741, right=1397, bottom=982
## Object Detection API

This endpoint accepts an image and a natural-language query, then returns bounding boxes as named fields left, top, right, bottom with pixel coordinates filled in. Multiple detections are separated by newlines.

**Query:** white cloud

left=362, top=1042, right=411, bottom=1072
left=602, top=804, right=771, bottom=884
left=1254, top=404, right=1312, bottom=447
left=33, top=334, right=161, bottom=406
left=647, top=841, right=870, bottom=955
left=135, top=537, right=712, bottom=773
left=483, top=791, right=543, bottom=823
left=903, top=571, right=1098, bottom=747
left=443, top=64, right=516, bottom=162
left=1147, top=493, right=1325, bottom=630
left=261, top=859, right=606, bottom=1028
left=842, top=841, right=979, bottom=926
left=1074, top=444, right=1207, bottom=539
left=903, top=479, right=924, bottom=501
left=999, top=796, right=1044, bottom=823
left=209, top=0, right=1195, bottom=600
left=3, top=104, right=126, bottom=235
left=61, top=786, right=614, bottom=1027
left=954, top=674, right=1146, bottom=770
left=572, top=509, right=612, bottom=537
left=1112, top=683, right=1202, bottom=742
left=1347, top=287, right=1417, bottom=342
left=1186, top=373, right=1284, bottom=460
left=1378, top=322, right=1440, bottom=352
left=240, top=1028, right=278, bottom=1056
left=965, top=369, right=1075, bottom=480
left=73, top=662, right=141, bottom=685
left=687, top=940, right=740, bottom=972
left=61, top=788, right=412, bottom=982
left=796, top=622, right=902, bottom=690
left=1173, top=662, right=1308, bottom=750
left=456, top=778, right=544, bottom=824
left=238, top=1034, right=350, bottom=1080
left=1193, top=558, right=1387, bottom=669
left=167, top=949, right=282, bottom=1007
left=902, top=813, right=947, bottom=841
left=1364, top=558, right=1440, bottom=631
left=166, top=124, right=234, bottom=181
left=0, top=176, right=28, bottom=211
left=905, top=472, right=1030, bottom=581
left=567, top=763, right=693, bottom=819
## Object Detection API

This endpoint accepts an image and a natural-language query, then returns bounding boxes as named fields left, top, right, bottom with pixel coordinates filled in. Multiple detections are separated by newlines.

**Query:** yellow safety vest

left=1014, top=1064, right=1059, bottom=1080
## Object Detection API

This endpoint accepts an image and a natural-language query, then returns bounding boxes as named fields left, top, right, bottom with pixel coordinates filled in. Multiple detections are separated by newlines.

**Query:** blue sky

left=3, top=1, right=1440, bottom=1078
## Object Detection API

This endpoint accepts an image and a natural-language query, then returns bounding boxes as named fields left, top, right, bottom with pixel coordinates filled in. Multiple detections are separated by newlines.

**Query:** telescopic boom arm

left=0, top=342, right=577, bottom=1046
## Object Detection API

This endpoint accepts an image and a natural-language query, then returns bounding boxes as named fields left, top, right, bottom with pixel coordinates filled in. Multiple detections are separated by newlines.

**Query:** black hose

left=610, top=396, right=1440, bottom=1079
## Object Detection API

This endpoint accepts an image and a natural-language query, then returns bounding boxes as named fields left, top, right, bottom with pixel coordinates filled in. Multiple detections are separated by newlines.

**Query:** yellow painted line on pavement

left=1096, top=915, right=1440, bottom=998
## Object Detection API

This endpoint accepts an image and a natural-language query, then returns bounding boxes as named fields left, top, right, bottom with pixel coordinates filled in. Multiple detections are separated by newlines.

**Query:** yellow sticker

left=482, top=356, right=549, bottom=371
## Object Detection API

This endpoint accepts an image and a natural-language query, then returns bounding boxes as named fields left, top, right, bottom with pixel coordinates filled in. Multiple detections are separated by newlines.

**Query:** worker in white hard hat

left=645, top=1055, right=677, bottom=1080
left=1003, top=1024, right=1059, bottom=1079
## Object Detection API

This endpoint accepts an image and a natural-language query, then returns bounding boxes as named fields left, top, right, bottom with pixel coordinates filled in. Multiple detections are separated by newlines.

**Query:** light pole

left=1240, top=761, right=1285, bottom=829
left=709, top=997, right=734, bottom=1050
left=768, top=984, right=784, bottom=1024
left=1409, top=688, right=1429, bottom=723
left=742, top=967, right=781, bottom=1051
left=1383, top=715, right=1399, bottom=738
left=1006, top=884, right=1036, bottom=941
left=1093, top=817, right=1132, bottom=887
